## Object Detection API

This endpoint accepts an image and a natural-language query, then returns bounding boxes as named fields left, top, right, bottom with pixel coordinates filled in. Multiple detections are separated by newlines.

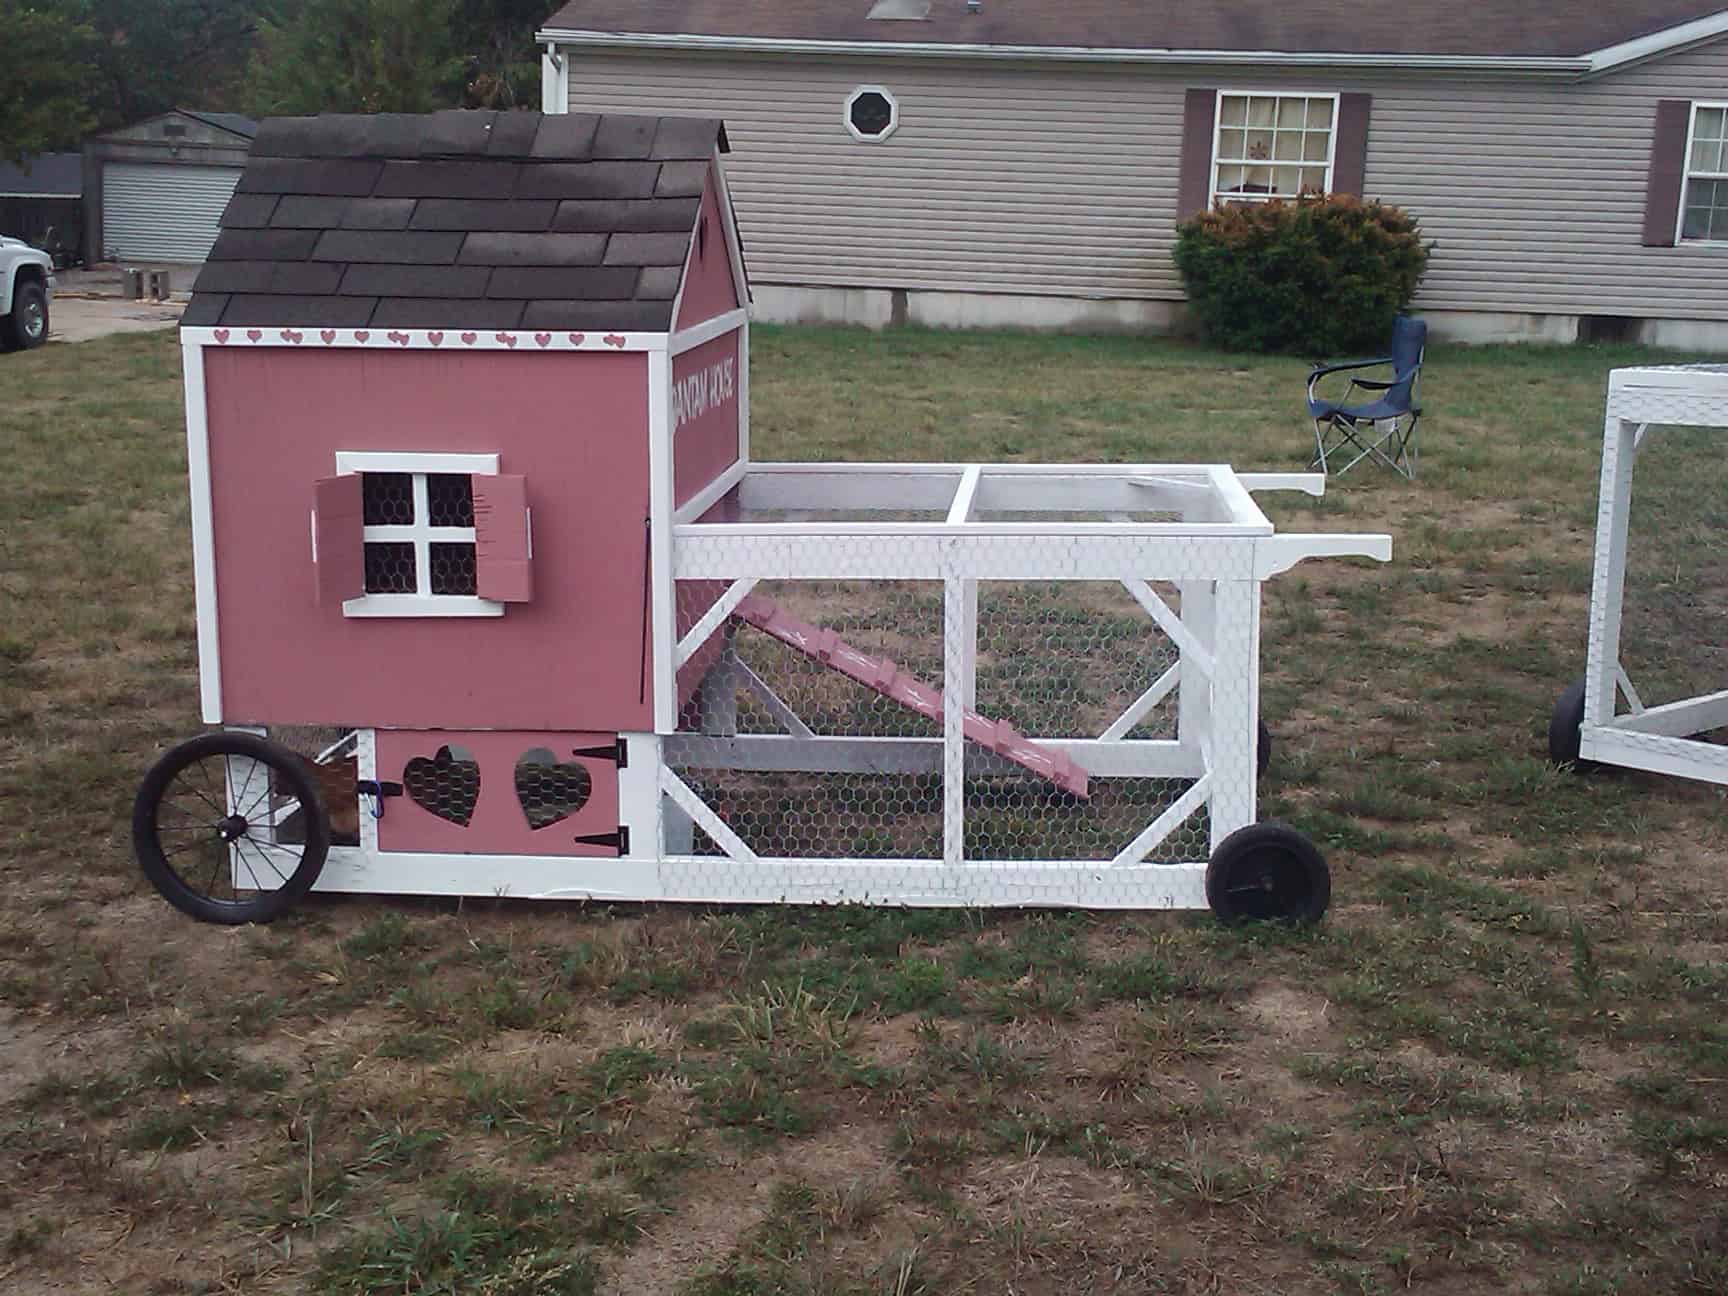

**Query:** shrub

left=1172, top=195, right=1431, bottom=355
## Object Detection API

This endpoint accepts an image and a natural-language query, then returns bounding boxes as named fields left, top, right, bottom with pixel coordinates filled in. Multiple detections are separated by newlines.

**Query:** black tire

left=132, top=733, right=329, bottom=924
left=1548, top=677, right=1588, bottom=768
left=1, top=280, right=49, bottom=351
left=1257, top=719, right=1272, bottom=777
left=1206, top=822, right=1331, bottom=926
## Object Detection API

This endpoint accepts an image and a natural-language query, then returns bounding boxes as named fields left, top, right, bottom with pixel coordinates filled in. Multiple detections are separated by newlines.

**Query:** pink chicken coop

left=133, top=109, right=1390, bottom=928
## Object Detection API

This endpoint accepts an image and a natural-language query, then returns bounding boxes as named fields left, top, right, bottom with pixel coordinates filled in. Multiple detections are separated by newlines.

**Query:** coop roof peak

left=188, top=110, right=731, bottom=332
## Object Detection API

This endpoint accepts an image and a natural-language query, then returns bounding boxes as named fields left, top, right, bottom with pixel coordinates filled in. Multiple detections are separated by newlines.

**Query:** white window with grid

left=1211, top=92, right=1338, bottom=205
left=1681, top=103, right=1728, bottom=242
left=333, top=451, right=503, bottom=618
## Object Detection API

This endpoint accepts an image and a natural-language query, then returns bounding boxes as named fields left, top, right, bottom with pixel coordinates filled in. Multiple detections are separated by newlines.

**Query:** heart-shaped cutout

left=402, top=744, right=480, bottom=827
left=515, top=747, right=592, bottom=831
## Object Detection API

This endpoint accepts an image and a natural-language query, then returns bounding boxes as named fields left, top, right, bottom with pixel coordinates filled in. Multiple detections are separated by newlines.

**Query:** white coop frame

left=640, top=461, right=1389, bottom=909
left=1576, top=365, right=1728, bottom=785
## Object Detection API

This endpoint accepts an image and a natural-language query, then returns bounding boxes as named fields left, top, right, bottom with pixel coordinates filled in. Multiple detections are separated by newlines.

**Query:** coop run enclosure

left=131, top=108, right=1391, bottom=926
left=1550, top=364, right=1728, bottom=785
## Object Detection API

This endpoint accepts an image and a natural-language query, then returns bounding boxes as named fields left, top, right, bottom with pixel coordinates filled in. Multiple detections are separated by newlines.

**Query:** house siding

left=564, top=41, right=1728, bottom=320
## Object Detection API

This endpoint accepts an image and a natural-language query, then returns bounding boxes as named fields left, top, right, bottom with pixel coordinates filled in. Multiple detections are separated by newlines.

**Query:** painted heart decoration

left=388, top=331, right=409, bottom=346
left=213, top=328, right=230, bottom=343
left=428, top=331, right=444, bottom=346
left=603, top=334, right=625, bottom=348
left=279, top=329, right=303, bottom=344
left=354, top=330, right=370, bottom=342
left=515, top=748, right=592, bottom=831
left=567, top=333, right=584, bottom=346
left=320, top=329, right=336, bottom=344
left=402, top=745, right=481, bottom=827
left=246, top=329, right=262, bottom=343
left=534, top=332, right=551, bottom=348
left=461, top=332, right=477, bottom=345
left=496, top=332, right=517, bottom=348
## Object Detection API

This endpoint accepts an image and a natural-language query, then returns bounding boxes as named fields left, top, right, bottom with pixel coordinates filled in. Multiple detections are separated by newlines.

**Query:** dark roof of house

left=186, top=109, right=727, bottom=331
left=0, top=153, right=82, bottom=198
left=181, top=110, right=259, bottom=140
left=540, top=0, right=1726, bottom=60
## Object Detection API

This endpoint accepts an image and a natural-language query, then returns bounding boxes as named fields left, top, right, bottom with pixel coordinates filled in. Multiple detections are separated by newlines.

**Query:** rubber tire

left=1206, top=822, right=1331, bottom=926
left=133, top=733, right=329, bottom=924
left=1, top=281, right=49, bottom=351
left=1548, top=678, right=1588, bottom=768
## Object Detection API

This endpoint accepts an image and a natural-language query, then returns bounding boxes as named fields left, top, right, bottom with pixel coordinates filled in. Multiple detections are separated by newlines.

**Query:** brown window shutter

left=1177, top=88, right=1218, bottom=224
left=312, top=474, right=363, bottom=606
left=1644, top=99, right=1692, bottom=247
left=473, top=474, right=533, bottom=603
left=1333, top=93, right=1372, bottom=197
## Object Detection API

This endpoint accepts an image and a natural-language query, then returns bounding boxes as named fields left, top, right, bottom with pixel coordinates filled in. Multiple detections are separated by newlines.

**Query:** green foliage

left=0, top=0, right=100, bottom=162
left=247, top=0, right=467, bottom=115
left=71, top=0, right=266, bottom=128
left=1172, top=194, right=1431, bottom=354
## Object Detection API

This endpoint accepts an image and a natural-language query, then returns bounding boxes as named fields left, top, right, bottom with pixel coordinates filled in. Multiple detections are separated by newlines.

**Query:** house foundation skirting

left=750, top=283, right=1728, bottom=352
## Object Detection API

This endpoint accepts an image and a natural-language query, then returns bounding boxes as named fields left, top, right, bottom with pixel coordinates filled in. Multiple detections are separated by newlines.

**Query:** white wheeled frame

left=1574, top=366, right=1728, bottom=786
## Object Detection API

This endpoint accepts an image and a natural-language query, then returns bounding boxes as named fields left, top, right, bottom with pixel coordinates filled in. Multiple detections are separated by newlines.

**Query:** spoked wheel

left=1206, top=823, right=1330, bottom=926
left=132, top=733, right=329, bottom=924
left=1548, top=677, right=1589, bottom=768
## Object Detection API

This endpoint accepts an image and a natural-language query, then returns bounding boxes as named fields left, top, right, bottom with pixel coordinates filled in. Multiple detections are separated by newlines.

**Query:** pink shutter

left=312, top=474, right=363, bottom=606
left=1332, top=94, right=1372, bottom=197
left=1644, top=100, right=1692, bottom=247
left=1176, top=89, right=1218, bottom=225
left=473, top=474, right=532, bottom=603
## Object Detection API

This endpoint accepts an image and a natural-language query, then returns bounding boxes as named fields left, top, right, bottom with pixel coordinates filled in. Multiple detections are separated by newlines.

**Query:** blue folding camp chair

left=1307, top=315, right=1426, bottom=479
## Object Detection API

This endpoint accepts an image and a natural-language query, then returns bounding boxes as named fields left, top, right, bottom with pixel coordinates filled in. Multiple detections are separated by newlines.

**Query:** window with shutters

left=312, top=452, right=533, bottom=618
left=1681, top=103, right=1728, bottom=242
left=1211, top=93, right=1338, bottom=205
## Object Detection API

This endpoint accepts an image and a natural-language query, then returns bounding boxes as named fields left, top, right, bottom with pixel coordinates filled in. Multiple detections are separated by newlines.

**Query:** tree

left=454, top=0, right=544, bottom=109
left=67, top=0, right=267, bottom=128
left=248, top=0, right=466, bottom=115
left=0, top=1, right=100, bottom=163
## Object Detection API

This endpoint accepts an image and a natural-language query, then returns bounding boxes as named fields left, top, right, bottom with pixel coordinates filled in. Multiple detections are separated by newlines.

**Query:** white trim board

left=182, top=326, right=673, bottom=353
left=180, top=338, right=224, bottom=722
left=537, top=26, right=1590, bottom=75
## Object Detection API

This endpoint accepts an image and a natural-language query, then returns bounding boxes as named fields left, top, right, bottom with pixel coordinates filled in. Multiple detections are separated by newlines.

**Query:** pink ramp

left=733, top=595, right=1089, bottom=799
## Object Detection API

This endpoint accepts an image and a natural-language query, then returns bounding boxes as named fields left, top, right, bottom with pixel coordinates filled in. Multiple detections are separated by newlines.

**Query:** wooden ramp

left=733, top=594, right=1089, bottom=799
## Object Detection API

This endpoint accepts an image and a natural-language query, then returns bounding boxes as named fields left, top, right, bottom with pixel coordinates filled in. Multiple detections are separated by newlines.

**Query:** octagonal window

left=846, top=86, right=899, bottom=141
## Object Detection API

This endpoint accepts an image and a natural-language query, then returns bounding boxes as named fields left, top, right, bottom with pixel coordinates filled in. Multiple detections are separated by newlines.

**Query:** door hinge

left=573, top=826, right=629, bottom=854
left=571, top=736, right=628, bottom=768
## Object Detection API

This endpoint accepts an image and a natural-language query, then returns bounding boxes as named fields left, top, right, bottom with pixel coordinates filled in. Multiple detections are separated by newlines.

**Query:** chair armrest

left=1307, top=355, right=1393, bottom=382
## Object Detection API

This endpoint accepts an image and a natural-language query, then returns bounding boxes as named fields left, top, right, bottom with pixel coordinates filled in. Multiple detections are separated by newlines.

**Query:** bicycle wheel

left=132, top=732, right=330, bottom=924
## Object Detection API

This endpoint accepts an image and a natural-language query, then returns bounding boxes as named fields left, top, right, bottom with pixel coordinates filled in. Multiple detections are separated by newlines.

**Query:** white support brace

left=660, top=767, right=759, bottom=863
left=675, top=577, right=757, bottom=667
left=1123, top=579, right=1215, bottom=679
left=735, top=659, right=815, bottom=738
left=1099, top=663, right=1181, bottom=740
left=1110, top=773, right=1212, bottom=866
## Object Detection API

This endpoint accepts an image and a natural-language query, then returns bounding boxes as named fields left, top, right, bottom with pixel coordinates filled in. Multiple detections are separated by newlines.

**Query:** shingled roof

left=539, top=0, right=1724, bottom=61
left=186, top=110, right=728, bottom=331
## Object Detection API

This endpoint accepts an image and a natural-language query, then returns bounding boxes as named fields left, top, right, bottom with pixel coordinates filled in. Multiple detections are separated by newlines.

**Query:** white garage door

left=103, top=163, right=244, bottom=263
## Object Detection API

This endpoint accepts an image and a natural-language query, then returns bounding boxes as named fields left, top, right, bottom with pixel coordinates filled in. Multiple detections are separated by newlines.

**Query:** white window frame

left=844, top=85, right=900, bottom=142
left=1678, top=101, right=1728, bottom=245
left=333, top=451, right=503, bottom=618
left=1210, top=90, right=1340, bottom=207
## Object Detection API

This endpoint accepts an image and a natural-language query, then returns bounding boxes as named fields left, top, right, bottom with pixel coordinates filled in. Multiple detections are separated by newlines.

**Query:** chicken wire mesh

left=1618, top=424, right=1728, bottom=726
left=260, top=725, right=360, bottom=844
left=669, top=578, right=1206, bottom=864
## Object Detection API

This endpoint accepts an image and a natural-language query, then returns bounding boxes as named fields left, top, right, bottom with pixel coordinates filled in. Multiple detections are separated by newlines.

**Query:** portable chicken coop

left=1549, top=364, right=1728, bottom=784
left=135, top=109, right=1392, bottom=928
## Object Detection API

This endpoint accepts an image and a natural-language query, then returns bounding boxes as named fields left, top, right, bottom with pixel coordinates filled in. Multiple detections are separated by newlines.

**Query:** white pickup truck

left=0, top=235, right=55, bottom=350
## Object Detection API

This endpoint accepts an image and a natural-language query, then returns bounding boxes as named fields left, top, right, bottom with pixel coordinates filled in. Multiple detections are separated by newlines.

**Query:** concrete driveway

left=46, top=264, right=186, bottom=343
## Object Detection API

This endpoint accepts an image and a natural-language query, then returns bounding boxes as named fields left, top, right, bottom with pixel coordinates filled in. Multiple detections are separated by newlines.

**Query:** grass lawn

left=4, top=324, right=1728, bottom=1294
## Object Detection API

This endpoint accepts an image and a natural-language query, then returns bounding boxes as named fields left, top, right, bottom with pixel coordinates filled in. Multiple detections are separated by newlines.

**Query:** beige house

left=538, top=1, right=1728, bottom=346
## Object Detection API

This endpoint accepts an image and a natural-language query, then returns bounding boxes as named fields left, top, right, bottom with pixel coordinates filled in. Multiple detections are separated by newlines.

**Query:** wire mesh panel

left=1619, top=424, right=1728, bottom=720
left=262, top=725, right=361, bottom=844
